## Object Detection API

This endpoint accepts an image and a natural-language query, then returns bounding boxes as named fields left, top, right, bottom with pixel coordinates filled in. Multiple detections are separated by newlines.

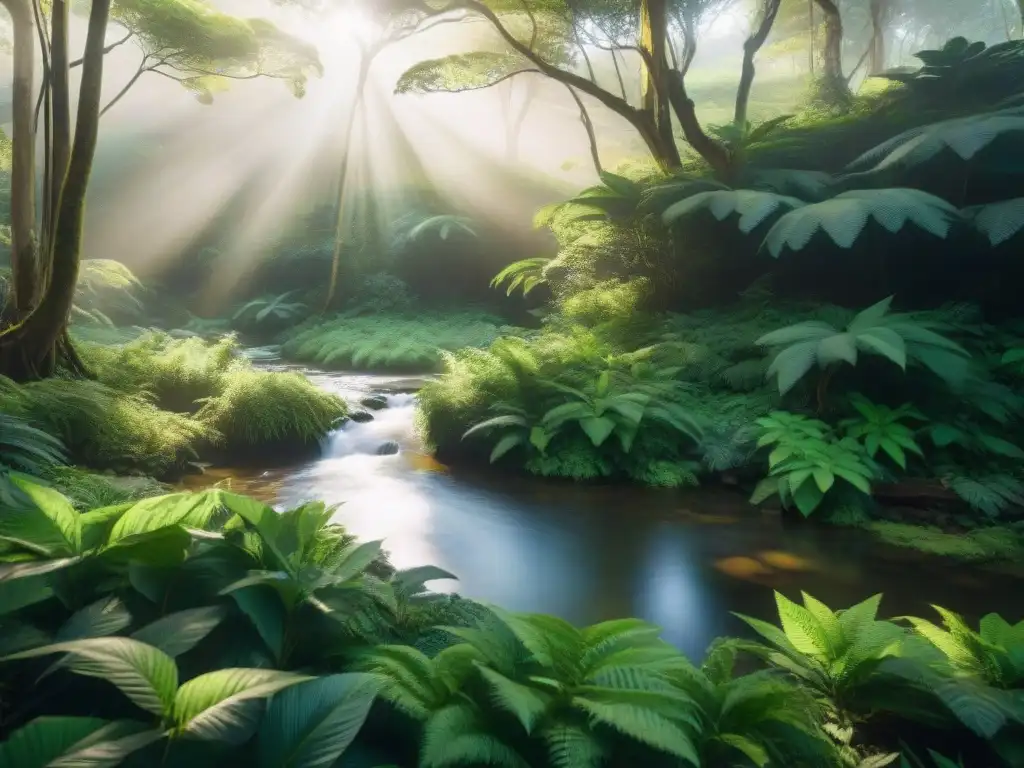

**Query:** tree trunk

left=324, top=46, right=375, bottom=310
left=664, top=70, right=732, bottom=178
left=868, top=0, right=887, bottom=73
left=640, top=0, right=676, bottom=161
left=50, top=0, right=72, bottom=232
left=3, top=0, right=37, bottom=313
left=1, top=0, right=111, bottom=380
left=814, top=0, right=844, bottom=83
left=735, top=0, right=783, bottom=128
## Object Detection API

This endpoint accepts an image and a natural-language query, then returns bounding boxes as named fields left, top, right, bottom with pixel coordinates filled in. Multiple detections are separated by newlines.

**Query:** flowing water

left=185, top=361, right=1024, bottom=659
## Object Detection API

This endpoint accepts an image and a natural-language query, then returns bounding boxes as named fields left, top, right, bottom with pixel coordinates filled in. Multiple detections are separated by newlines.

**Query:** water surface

left=185, top=363, right=1023, bottom=659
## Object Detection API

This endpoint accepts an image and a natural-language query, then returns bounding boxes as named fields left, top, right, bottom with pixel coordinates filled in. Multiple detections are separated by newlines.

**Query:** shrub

left=195, top=368, right=346, bottom=459
left=0, top=484, right=1019, bottom=766
left=0, top=374, right=213, bottom=476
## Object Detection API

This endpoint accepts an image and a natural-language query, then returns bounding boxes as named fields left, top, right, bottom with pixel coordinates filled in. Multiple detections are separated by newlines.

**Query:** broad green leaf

left=229, top=586, right=286, bottom=662
left=2, top=638, right=178, bottom=718
left=107, top=491, right=231, bottom=544
left=579, top=416, right=617, bottom=447
left=56, top=597, right=132, bottom=642
left=490, top=433, right=524, bottom=462
left=131, top=606, right=227, bottom=658
left=173, top=668, right=312, bottom=744
left=331, top=540, right=383, bottom=583
left=258, top=673, right=380, bottom=768
left=1, top=476, right=82, bottom=556
left=0, top=717, right=159, bottom=768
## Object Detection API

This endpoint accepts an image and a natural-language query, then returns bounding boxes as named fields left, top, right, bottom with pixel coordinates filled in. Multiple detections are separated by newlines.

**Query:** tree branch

left=70, top=30, right=133, bottom=68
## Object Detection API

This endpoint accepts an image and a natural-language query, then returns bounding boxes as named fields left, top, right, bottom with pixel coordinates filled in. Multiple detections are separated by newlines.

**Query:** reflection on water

left=183, top=368, right=1024, bottom=660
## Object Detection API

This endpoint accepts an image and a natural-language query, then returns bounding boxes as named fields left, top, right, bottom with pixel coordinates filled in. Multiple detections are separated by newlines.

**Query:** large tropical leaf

left=131, top=606, right=228, bottom=658
left=0, top=475, right=82, bottom=557
left=844, top=108, right=1024, bottom=174
left=172, top=668, right=312, bottom=744
left=967, top=197, right=1024, bottom=245
left=2, top=637, right=179, bottom=717
left=258, top=673, right=380, bottom=768
left=0, top=717, right=159, bottom=768
left=762, top=189, right=963, bottom=257
left=663, top=190, right=805, bottom=233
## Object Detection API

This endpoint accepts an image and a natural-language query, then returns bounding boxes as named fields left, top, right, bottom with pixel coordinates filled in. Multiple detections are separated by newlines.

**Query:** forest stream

left=182, top=355, right=1024, bottom=660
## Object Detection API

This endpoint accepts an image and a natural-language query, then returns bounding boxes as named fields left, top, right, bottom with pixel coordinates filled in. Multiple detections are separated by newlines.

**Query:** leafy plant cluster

left=280, top=312, right=510, bottom=373
left=0, top=484, right=1021, bottom=767
left=0, top=332, right=346, bottom=477
left=526, top=94, right=1024, bottom=313
left=420, top=292, right=1024, bottom=529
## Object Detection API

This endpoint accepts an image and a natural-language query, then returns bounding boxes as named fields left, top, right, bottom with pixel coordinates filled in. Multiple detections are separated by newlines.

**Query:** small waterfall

left=322, top=393, right=420, bottom=458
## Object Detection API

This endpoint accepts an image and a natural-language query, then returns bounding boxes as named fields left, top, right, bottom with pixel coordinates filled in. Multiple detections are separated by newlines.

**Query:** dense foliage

left=0, top=332, right=346, bottom=478
left=0, top=485, right=1021, bottom=767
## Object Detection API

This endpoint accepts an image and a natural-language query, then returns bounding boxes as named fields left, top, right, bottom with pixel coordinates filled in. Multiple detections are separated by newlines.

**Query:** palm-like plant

left=761, top=189, right=964, bottom=257
left=232, top=291, right=308, bottom=328
left=839, top=394, right=927, bottom=470
left=756, top=296, right=972, bottom=401
left=750, top=411, right=876, bottom=516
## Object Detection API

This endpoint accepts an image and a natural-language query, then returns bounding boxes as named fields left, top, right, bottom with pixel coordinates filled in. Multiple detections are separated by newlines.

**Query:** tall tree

left=393, top=0, right=747, bottom=176
left=0, top=0, right=320, bottom=380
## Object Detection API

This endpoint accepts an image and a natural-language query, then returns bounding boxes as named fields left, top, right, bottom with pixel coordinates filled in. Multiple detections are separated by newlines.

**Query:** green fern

left=491, top=257, right=552, bottom=297
left=941, top=472, right=1024, bottom=518
left=968, top=198, right=1024, bottom=246
left=734, top=593, right=918, bottom=726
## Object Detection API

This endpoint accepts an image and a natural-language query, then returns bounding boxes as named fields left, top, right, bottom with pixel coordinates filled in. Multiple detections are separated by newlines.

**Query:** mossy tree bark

left=813, top=0, right=845, bottom=84
left=0, top=0, right=112, bottom=381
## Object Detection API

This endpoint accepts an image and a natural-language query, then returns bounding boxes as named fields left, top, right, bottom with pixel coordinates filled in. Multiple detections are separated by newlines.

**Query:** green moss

left=83, top=331, right=240, bottom=413
left=0, top=374, right=214, bottom=476
left=280, top=312, right=507, bottom=372
left=2, top=331, right=347, bottom=476
left=196, top=368, right=346, bottom=457
left=865, top=522, right=1024, bottom=563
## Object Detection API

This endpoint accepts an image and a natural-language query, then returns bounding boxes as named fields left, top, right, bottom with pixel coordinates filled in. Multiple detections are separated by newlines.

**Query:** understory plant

left=280, top=312, right=507, bottom=372
left=0, top=484, right=1020, bottom=766
left=0, top=332, right=346, bottom=477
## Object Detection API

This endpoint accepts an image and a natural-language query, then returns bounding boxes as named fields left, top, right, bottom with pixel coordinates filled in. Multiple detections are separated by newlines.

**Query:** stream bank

left=180, top=357, right=1024, bottom=659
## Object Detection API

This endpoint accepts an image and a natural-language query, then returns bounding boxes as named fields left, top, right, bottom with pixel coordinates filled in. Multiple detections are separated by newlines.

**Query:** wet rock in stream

left=348, top=409, right=375, bottom=423
left=376, top=440, right=400, bottom=456
left=360, top=394, right=389, bottom=410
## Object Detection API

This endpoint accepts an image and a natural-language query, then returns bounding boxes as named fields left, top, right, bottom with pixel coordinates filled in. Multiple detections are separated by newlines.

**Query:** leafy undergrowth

left=280, top=311, right=511, bottom=372
left=864, top=521, right=1024, bottom=563
left=0, top=331, right=345, bottom=477
left=0, top=483, right=1020, bottom=767
left=418, top=297, right=1024, bottom=531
